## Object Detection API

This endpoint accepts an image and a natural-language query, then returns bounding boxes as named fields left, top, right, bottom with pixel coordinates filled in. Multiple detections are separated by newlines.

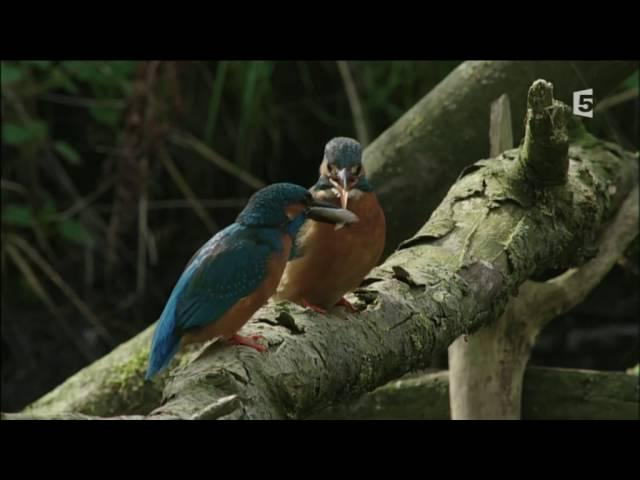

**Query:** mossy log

left=313, top=367, right=640, bottom=420
left=22, top=325, right=164, bottom=417
left=8, top=367, right=637, bottom=421
left=364, top=60, right=637, bottom=254
left=8, top=82, right=637, bottom=420
left=448, top=82, right=639, bottom=419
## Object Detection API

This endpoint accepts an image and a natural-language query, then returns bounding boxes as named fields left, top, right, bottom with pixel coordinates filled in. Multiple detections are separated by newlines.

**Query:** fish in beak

left=306, top=199, right=359, bottom=227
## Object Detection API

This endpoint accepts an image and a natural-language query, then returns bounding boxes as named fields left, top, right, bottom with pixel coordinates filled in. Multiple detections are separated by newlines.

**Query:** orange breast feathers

left=275, top=191, right=385, bottom=309
left=182, top=234, right=292, bottom=345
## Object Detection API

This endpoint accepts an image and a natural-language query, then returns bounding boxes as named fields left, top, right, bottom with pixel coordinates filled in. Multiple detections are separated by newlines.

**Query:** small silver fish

left=307, top=206, right=359, bottom=230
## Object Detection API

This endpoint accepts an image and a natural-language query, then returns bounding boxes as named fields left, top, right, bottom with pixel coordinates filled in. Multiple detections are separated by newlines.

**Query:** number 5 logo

left=573, top=89, right=594, bottom=118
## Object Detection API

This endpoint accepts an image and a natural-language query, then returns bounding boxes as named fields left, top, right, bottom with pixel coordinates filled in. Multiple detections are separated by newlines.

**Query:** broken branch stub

left=517, top=79, right=571, bottom=186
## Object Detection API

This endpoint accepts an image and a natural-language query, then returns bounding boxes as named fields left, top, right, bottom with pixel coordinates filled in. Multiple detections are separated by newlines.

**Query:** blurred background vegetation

left=1, top=60, right=638, bottom=411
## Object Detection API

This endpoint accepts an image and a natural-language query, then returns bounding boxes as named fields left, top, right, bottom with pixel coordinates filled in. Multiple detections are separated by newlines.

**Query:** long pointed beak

left=337, top=168, right=350, bottom=209
left=307, top=200, right=359, bottom=225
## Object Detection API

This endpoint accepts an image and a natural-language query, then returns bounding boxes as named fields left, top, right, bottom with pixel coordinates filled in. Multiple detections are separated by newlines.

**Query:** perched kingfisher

left=275, top=137, right=386, bottom=313
left=146, top=183, right=358, bottom=379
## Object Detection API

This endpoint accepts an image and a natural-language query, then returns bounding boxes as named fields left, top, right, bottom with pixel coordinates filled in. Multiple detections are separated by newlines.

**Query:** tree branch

left=448, top=81, right=639, bottom=420
left=364, top=60, right=637, bottom=254
left=313, top=367, right=640, bottom=420
left=9, top=367, right=636, bottom=420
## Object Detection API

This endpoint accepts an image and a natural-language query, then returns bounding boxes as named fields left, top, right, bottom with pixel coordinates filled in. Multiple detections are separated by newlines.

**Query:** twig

left=5, top=242, right=97, bottom=361
left=337, top=61, right=370, bottom=146
left=170, top=131, right=267, bottom=190
left=204, top=62, right=228, bottom=144
left=40, top=154, right=139, bottom=268
left=9, top=235, right=116, bottom=346
left=87, top=198, right=249, bottom=213
left=0, top=179, right=28, bottom=196
left=56, top=178, right=115, bottom=221
left=136, top=158, right=149, bottom=295
left=39, top=93, right=126, bottom=109
left=159, top=148, right=218, bottom=233
left=147, top=198, right=248, bottom=210
left=595, top=87, right=639, bottom=113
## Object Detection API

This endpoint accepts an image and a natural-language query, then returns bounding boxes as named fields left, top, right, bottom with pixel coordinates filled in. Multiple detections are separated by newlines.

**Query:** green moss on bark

left=25, top=324, right=166, bottom=416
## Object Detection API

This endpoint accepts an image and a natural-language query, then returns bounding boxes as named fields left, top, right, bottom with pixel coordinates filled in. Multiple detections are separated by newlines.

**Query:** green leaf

left=2, top=124, right=31, bottom=145
left=50, top=68, right=79, bottom=94
left=623, top=70, right=638, bottom=89
left=2, top=205, right=35, bottom=227
left=64, top=61, right=102, bottom=82
left=58, top=220, right=95, bottom=248
left=89, top=106, right=121, bottom=127
left=65, top=61, right=133, bottom=93
left=54, top=141, right=81, bottom=165
left=23, top=60, right=52, bottom=70
left=1, top=63, right=24, bottom=86
left=2, top=120, right=48, bottom=146
left=108, top=61, right=137, bottom=78
left=38, top=199, right=58, bottom=223
left=109, top=62, right=137, bottom=94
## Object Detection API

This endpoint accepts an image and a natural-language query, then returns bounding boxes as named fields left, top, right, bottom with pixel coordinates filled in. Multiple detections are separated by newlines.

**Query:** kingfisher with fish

left=275, top=137, right=386, bottom=314
left=146, top=182, right=358, bottom=379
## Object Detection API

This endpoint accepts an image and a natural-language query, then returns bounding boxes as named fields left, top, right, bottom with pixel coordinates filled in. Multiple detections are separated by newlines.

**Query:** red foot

left=301, top=298, right=327, bottom=314
left=228, top=334, right=267, bottom=352
left=336, top=297, right=358, bottom=313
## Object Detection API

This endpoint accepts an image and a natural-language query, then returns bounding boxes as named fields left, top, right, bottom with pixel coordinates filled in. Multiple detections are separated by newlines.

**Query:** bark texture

left=447, top=82, right=639, bottom=419
left=364, top=60, right=637, bottom=254
left=313, top=367, right=640, bottom=420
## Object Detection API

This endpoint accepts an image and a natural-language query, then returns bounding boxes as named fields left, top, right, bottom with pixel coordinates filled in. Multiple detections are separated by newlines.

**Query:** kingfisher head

left=317, top=137, right=373, bottom=209
left=236, top=183, right=358, bottom=236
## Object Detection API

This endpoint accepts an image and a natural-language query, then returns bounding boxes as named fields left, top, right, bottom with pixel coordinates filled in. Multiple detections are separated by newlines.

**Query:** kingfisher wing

left=174, top=225, right=274, bottom=333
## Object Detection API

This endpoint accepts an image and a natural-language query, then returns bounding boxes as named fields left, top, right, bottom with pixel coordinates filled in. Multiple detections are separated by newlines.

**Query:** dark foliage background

left=1, top=61, right=638, bottom=411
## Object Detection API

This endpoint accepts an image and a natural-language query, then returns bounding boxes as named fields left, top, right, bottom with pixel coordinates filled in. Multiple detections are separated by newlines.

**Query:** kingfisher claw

left=301, top=298, right=327, bottom=314
left=336, top=297, right=358, bottom=313
left=228, top=334, right=267, bottom=352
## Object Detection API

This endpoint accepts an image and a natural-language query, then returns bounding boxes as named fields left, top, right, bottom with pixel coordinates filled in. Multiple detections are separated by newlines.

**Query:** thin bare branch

left=5, top=243, right=96, bottom=361
left=56, top=178, right=115, bottom=221
left=1, top=179, right=28, bottom=196
left=169, top=131, right=267, bottom=190
left=148, top=198, right=248, bottom=210
left=9, top=235, right=116, bottom=346
left=159, top=148, right=218, bottom=233
left=595, top=87, right=639, bottom=113
left=337, top=61, right=370, bottom=146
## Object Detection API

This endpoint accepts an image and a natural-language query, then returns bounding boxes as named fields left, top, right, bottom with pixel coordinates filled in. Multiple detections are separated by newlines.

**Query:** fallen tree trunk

left=10, top=80, right=637, bottom=420
left=448, top=201, right=639, bottom=419
left=312, top=367, right=640, bottom=420
left=448, top=85, right=639, bottom=420
left=10, top=366, right=637, bottom=420
left=21, top=324, right=163, bottom=417
left=364, top=60, right=637, bottom=254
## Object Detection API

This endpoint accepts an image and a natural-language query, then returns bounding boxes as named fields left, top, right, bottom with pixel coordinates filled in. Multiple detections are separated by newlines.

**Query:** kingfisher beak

left=337, top=168, right=350, bottom=209
left=307, top=199, right=359, bottom=225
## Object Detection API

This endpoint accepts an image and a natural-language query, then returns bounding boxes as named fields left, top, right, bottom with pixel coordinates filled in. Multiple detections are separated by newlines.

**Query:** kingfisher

left=275, top=137, right=386, bottom=314
left=145, top=183, right=358, bottom=379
